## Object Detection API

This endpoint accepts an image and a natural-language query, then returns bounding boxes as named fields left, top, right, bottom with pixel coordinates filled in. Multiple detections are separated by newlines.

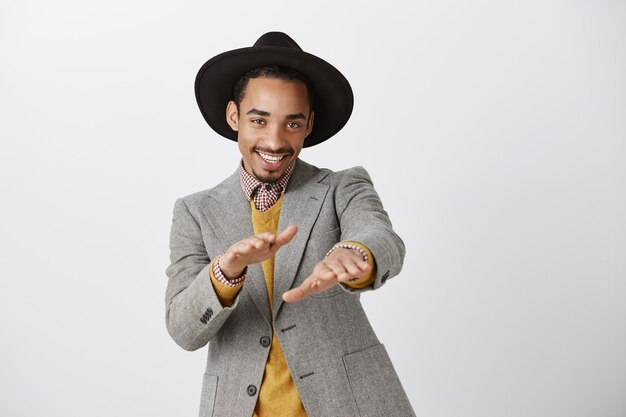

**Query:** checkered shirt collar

left=239, top=159, right=296, bottom=201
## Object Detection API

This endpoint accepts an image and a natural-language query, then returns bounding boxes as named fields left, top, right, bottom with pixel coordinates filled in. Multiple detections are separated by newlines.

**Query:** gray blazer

left=165, top=159, right=415, bottom=417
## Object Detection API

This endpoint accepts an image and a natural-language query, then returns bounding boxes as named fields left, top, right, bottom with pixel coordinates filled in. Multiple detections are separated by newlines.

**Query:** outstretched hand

left=282, top=247, right=370, bottom=303
left=219, top=224, right=298, bottom=280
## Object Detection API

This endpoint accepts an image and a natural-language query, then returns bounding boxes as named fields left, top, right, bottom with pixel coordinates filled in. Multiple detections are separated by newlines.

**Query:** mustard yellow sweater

left=209, top=195, right=375, bottom=416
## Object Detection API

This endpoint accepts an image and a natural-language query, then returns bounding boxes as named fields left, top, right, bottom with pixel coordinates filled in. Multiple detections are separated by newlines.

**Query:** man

left=165, top=32, right=415, bottom=417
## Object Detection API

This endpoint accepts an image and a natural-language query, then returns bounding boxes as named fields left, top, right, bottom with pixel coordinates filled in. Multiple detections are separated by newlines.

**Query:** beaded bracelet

left=213, top=256, right=247, bottom=287
left=325, top=244, right=369, bottom=282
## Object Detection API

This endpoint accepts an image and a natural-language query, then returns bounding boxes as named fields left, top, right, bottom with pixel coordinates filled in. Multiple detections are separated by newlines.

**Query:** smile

left=257, top=152, right=287, bottom=163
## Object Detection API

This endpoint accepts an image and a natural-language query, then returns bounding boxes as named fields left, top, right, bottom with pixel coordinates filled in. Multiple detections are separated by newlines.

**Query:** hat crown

left=195, top=31, right=353, bottom=147
left=253, top=32, right=302, bottom=51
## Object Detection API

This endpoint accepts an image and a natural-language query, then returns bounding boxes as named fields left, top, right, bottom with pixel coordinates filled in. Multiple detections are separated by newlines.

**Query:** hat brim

left=195, top=46, right=353, bottom=147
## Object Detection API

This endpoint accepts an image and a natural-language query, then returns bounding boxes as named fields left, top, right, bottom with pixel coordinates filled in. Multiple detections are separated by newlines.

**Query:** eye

left=251, top=118, right=266, bottom=125
left=286, top=122, right=301, bottom=129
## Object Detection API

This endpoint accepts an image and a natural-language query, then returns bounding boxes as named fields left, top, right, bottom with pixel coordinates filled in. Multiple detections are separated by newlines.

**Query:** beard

left=249, top=146, right=294, bottom=183
left=253, top=171, right=278, bottom=183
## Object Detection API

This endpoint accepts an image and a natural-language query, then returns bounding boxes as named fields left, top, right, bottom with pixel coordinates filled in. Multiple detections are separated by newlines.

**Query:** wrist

left=325, top=243, right=369, bottom=263
left=218, top=255, right=245, bottom=279
left=214, top=256, right=247, bottom=287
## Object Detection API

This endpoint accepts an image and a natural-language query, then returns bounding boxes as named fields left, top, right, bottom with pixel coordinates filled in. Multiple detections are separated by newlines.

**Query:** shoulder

left=176, top=168, right=240, bottom=210
left=296, top=159, right=372, bottom=185
left=322, top=165, right=374, bottom=189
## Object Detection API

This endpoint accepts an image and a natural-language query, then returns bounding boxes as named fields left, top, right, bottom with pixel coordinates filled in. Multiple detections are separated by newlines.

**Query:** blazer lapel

left=272, top=159, right=329, bottom=319
left=205, top=168, right=272, bottom=326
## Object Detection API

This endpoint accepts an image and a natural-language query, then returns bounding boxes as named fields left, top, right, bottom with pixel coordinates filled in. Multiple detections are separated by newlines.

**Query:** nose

left=264, top=123, right=286, bottom=150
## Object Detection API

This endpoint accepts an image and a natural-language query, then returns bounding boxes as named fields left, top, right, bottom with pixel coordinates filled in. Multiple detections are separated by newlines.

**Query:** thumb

left=282, top=286, right=307, bottom=303
left=274, top=224, right=298, bottom=248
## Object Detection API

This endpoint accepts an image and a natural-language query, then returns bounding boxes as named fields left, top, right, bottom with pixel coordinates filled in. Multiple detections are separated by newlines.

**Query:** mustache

left=252, top=146, right=294, bottom=155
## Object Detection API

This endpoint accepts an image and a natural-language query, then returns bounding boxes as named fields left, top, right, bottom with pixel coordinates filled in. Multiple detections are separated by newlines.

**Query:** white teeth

left=258, top=152, right=285, bottom=163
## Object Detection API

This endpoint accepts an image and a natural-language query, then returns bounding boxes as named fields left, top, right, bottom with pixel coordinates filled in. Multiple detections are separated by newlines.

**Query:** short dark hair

left=232, top=65, right=315, bottom=112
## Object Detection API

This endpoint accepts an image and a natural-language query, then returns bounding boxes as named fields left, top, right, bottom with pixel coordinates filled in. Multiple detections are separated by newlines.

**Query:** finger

left=274, top=225, right=298, bottom=249
left=356, top=260, right=371, bottom=271
left=344, top=256, right=371, bottom=277
left=315, top=262, right=338, bottom=281
left=282, top=285, right=307, bottom=303
left=311, top=263, right=342, bottom=290
left=229, top=242, right=268, bottom=266
left=344, top=261, right=371, bottom=282
left=248, top=235, right=271, bottom=250
left=255, top=232, right=276, bottom=244
left=282, top=276, right=322, bottom=303
left=332, top=249, right=371, bottom=272
left=234, top=241, right=256, bottom=254
left=336, top=270, right=356, bottom=282
left=325, top=259, right=349, bottom=281
left=225, top=242, right=249, bottom=257
left=343, top=258, right=364, bottom=277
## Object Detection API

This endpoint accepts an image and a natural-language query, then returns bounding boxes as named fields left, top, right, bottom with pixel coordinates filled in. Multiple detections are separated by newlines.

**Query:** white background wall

left=1, top=1, right=624, bottom=416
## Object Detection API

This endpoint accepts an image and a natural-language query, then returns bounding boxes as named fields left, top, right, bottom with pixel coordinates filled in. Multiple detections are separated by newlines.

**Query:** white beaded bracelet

left=325, top=243, right=369, bottom=282
left=325, top=243, right=369, bottom=262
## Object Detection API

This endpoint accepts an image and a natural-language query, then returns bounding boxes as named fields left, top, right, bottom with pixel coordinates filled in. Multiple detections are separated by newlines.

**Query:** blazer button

left=200, top=307, right=213, bottom=324
left=247, top=384, right=257, bottom=396
left=260, top=336, right=271, bottom=347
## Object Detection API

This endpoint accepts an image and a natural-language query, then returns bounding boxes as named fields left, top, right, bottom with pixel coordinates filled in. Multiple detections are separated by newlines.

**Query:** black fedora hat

left=194, top=32, right=354, bottom=147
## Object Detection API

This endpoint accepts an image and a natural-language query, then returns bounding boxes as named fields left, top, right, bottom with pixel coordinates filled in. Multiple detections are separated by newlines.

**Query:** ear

left=305, top=111, right=315, bottom=137
left=226, top=100, right=239, bottom=132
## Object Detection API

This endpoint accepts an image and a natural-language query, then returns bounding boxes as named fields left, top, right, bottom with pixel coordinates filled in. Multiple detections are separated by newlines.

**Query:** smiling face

left=226, top=77, right=314, bottom=183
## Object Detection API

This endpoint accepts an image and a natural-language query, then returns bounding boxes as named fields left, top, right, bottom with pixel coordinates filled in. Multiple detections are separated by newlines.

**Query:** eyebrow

left=286, top=113, right=306, bottom=120
left=246, top=108, right=270, bottom=117
left=246, top=108, right=306, bottom=120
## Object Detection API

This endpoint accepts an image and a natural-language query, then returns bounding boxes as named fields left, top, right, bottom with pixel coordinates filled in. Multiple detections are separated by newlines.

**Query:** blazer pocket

left=343, top=344, right=415, bottom=417
left=310, top=284, right=344, bottom=298
left=199, top=373, right=218, bottom=417
left=308, top=225, right=341, bottom=241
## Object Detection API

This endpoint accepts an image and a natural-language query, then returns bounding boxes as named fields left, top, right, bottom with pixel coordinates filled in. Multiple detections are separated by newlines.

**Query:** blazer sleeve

left=335, top=166, right=406, bottom=294
left=164, top=198, right=242, bottom=351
